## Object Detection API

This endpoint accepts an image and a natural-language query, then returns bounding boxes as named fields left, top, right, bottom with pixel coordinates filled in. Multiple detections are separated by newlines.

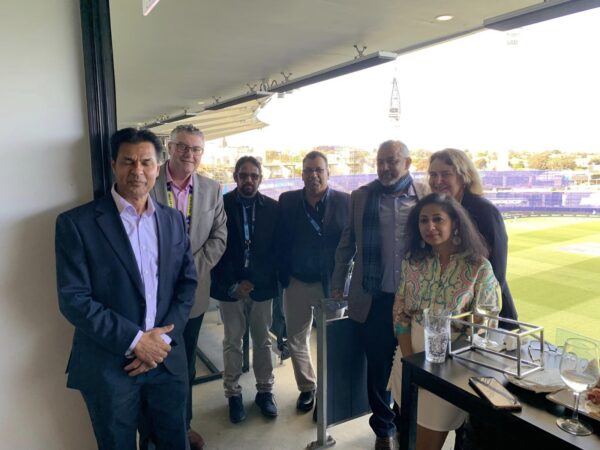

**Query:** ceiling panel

left=110, top=0, right=540, bottom=129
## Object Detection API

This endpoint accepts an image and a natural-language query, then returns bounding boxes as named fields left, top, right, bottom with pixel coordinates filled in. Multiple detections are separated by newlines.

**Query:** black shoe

left=228, top=395, right=246, bottom=423
left=296, top=390, right=315, bottom=412
left=255, top=392, right=278, bottom=418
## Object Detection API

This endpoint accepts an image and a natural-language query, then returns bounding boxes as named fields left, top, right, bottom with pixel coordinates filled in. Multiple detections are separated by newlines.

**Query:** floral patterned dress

left=388, top=252, right=501, bottom=431
left=393, top=251, right=500, bottom=334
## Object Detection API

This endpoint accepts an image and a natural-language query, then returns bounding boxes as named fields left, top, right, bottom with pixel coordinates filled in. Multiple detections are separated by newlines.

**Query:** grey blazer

left=331, top=179, right=428, bottom=323
left=152, top=164, right=227, bottom=317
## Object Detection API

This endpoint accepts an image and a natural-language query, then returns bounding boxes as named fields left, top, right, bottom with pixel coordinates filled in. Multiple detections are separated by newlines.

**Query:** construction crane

left=389, top=77, right=400, bottom=121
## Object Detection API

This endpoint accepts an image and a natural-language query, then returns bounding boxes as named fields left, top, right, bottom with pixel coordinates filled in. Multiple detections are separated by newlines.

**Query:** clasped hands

left=331, top=288, right=344, bottom=300
left=231, top=280, right=254, bottom=300
left=124, top=324, right=174, bottom=377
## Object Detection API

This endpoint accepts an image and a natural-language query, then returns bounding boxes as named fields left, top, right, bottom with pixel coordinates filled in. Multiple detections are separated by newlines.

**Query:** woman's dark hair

left=407, top=193, right=489, bottom=264
left=110, top=127, right=163, bottom=161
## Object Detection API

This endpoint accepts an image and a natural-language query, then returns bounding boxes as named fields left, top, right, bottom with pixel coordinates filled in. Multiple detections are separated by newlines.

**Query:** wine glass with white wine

left=557, top=338, right=600, bottom=436
left=475, top=293, right=500, bottom=349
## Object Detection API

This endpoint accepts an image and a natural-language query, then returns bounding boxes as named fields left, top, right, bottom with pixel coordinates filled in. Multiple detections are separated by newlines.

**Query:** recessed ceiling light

left=197, top=101, right=205, bottom=105
left=436, top=15, right=454, bottom=22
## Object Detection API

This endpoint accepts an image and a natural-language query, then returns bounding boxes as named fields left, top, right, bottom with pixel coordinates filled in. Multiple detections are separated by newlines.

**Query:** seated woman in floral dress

left=389, top=193, right=501, bottom=450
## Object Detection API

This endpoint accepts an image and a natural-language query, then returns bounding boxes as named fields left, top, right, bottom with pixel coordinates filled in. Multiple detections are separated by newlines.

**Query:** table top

left=402, top=351, right=600, bottom=450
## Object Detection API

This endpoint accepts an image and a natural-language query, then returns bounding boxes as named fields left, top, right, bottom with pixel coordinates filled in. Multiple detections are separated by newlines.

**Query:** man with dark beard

left=332, top=140, right=428, bottom=450
left=211, top=156, right=279, bottom=423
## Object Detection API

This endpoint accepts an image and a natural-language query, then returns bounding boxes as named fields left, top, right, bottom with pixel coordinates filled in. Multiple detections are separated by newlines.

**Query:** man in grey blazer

left=332, top=140, right=428, bottom=450
left=151, top=124, right=227, bottom=450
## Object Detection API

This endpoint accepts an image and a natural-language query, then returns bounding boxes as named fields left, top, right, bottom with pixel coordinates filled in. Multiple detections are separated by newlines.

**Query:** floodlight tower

left=389, top=77, right=400, bottom=121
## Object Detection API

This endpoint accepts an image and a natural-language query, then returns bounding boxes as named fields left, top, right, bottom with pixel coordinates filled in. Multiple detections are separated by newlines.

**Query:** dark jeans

left=358, top=292, right=397, bottom=438
left=183, top=314, right=204, bottom=430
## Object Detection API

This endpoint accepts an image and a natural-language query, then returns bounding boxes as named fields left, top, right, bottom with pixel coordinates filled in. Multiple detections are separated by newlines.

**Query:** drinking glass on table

left=423, top=307, right=451, bottom=363
left=475, top=294, right=500, bottom=349
left=557, top=338, right=600, bottom=436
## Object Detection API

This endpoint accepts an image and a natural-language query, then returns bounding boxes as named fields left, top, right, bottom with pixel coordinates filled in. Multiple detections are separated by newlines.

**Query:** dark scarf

left=362, top=174, right=413, bottom=295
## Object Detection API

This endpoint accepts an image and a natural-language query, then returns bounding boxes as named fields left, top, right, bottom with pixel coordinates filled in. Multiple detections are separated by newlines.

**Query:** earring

left=420, top=240, right=426, bottom=249
left=452, top=229, right=462, bottom=246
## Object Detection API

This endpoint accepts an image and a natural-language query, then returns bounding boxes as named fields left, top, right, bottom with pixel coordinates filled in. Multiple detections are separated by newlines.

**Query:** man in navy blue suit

left=55, top=128, right=197, bottom=450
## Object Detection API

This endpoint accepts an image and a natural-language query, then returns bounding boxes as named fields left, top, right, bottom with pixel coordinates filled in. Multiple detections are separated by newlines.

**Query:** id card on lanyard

left=166, top=181, right=193, bottom=232
left=302, top=189, right=329, bottom=237
left=242, top=203, right=255, bottom=269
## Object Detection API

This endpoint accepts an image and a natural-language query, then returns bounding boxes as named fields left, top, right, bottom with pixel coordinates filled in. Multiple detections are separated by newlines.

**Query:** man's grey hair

left=378, top=140, right=409, bottom=158
left=170, top=124, right=205, bottom=141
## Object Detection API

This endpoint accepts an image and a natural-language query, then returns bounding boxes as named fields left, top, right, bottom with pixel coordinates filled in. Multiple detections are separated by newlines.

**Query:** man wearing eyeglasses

left=210, top=156, right=279, bottom=424
left=277, top=151, right=350, bottom=415
left=331, top=140, right=428, bottom=450
left=150, top=124, right=227, bottom=450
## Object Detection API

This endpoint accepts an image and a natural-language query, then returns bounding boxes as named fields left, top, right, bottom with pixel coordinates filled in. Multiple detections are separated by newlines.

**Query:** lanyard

left=302, top=189, right=329, bottom=237
left=241, top=202, right=256, bottom=269
left=166, top=181, right=193, bottom=232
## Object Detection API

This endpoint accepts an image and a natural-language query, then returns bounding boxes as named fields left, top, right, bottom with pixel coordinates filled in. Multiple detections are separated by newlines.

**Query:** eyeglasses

left=377, top=158, right=403, bottom=167
left=237, top=172, right=260, bottom=180
left=171, top=142, right=204, bottom=155
left=303, top=168, right=326, bottom=175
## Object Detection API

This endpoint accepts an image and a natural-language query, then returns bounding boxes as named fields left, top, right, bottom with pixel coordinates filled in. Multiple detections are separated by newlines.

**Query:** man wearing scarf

left=332, top=140, right=428, bottom=450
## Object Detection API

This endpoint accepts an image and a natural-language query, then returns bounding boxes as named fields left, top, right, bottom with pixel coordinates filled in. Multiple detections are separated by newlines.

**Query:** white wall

left=0, top=1, right=96, bottom=448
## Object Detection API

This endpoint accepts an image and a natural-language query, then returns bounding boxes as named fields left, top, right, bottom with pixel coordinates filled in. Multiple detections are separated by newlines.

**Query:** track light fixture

left=484, top=0, right=600, bottom=31
left=205, top=91, right=272, bottom=111
left=269, top=50, right=397, bottom=93
left=143, top=111, right=196, bottom=129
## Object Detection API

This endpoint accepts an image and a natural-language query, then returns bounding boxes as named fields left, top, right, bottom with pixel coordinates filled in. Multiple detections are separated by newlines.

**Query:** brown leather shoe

left=375, top=435, right=398, bottom=450
left=188, top=429, right=205, bottom=450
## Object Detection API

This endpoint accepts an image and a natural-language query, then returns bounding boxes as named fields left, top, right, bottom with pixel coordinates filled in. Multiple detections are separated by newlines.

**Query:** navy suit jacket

left=55, top=194, right=197, bottom=391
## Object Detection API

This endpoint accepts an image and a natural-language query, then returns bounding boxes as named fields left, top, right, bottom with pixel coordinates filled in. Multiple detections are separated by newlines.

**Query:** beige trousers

left=283, top=277, right=344, bottom=392
left=220, top=298, right=274, bottom=398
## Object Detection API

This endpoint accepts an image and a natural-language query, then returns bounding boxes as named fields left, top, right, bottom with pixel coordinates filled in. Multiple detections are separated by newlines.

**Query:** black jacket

left=461, top=189, right=517, bottom=322
left=211, top=190, right=279, bottom=302
left=277, top=188, right=351, bottom=296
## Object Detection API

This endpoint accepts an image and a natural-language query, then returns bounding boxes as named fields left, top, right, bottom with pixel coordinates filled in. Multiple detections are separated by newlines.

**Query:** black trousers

left=139, top=315, right=204, bottom=450
left=182, top=314, right=204, bottom=429
left=82, top=364, right=188, bottom=450
left=270, top=286, right=288, bottom=349
left=358, top=292, right=398, bottom=438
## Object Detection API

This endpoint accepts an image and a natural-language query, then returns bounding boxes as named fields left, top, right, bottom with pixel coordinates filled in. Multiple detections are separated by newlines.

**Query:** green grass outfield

left=506, top=216, right=600, bottom=343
